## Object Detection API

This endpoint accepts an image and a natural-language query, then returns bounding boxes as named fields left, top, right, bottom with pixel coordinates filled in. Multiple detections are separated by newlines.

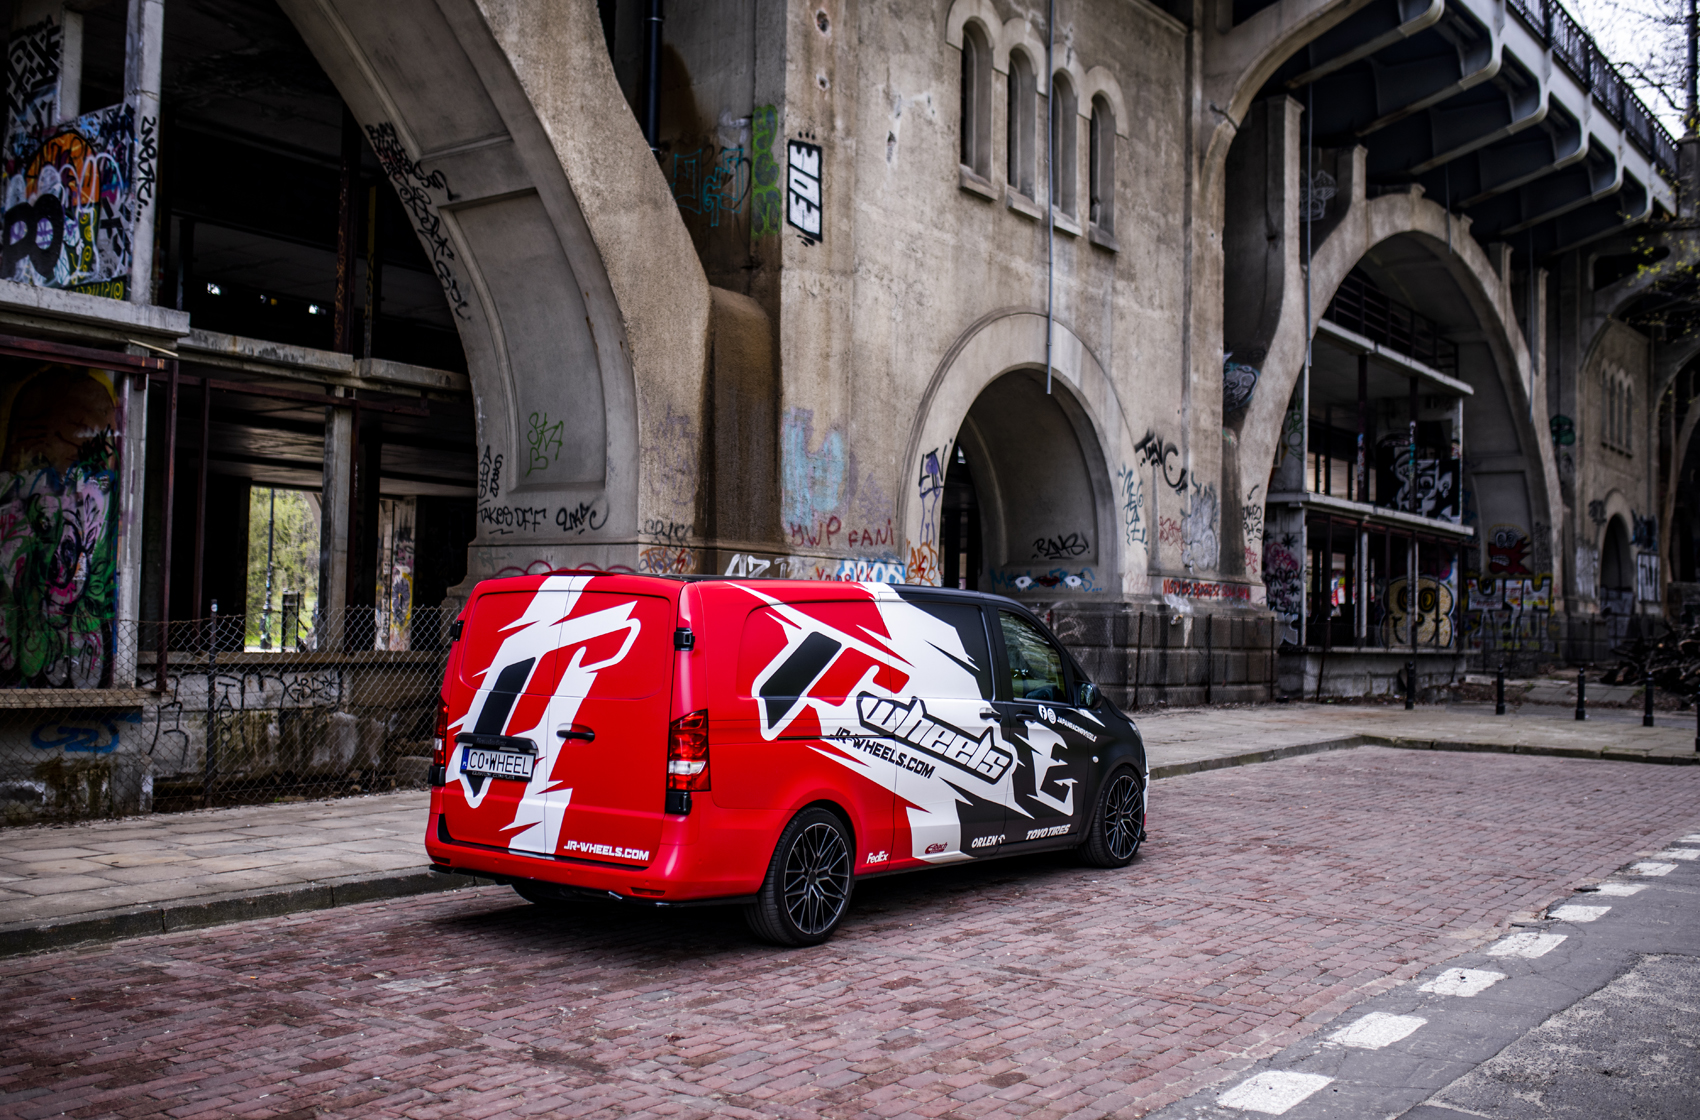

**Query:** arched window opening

left=1049, top=73, right=1077, bottom=218
left=1089, top=96, right=1114, bottom=234
left=1007, top=48, right=1037, bottom=199
left=959, top=21, right=992, bottom=181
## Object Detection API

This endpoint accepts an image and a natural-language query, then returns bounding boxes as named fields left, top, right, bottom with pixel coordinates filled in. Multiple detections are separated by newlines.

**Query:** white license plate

left=461, top=748, right=535, bottom=781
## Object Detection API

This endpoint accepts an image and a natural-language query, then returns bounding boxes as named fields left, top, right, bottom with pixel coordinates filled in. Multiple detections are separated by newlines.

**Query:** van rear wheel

left=1078, top=767, right=1145, bottom=868
left=745, top=808, right=854, bottom=946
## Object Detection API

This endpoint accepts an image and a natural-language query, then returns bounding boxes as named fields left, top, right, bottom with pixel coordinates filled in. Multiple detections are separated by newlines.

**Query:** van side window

left=998, top=611, right=1068, bottom=703
left=909, top=600, right=994, bottom=700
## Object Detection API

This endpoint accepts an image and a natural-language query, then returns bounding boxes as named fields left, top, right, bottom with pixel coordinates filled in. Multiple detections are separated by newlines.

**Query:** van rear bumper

left=427, top=862, right=758, bottom=908
left=424, top=794, right=780, bottom=903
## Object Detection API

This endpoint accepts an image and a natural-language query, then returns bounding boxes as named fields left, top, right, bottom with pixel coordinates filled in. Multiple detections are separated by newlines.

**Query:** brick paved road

left=3, top=746, right=1697, bottom=1120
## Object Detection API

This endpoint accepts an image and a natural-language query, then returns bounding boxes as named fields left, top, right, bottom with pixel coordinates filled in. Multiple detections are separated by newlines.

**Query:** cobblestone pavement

left=3, top=746, right=1697, bottom=1119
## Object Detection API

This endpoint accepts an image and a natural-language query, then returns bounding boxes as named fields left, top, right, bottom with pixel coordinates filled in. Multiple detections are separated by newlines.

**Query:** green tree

left=245, top=488, right=321, bottom=649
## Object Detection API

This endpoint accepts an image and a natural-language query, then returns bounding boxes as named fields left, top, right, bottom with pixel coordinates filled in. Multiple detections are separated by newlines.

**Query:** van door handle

left=556, top=725, right=596, bottom=742
left=979, top=709, right=999, bottom=720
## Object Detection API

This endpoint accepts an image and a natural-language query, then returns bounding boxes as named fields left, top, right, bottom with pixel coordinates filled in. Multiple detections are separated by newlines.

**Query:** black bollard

left=1644, top=672, right=1655, bottom=728
left=1405, top=659, right=1415, bottom=710
left=1575, top=667, right=1586, bottom=721
left=1694, top=684, right=1699, bottom=752
left=1496, top=662, right=1506, bottom=716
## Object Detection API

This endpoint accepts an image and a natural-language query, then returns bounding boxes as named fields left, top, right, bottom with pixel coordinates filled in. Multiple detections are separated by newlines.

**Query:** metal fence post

left=205, top=600, right=218, bottom=805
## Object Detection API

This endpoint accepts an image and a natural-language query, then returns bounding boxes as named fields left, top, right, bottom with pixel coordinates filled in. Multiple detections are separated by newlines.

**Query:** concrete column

left=7, top=1, right=82, bottom=128
left=317, top=402, right=353, bottom=650
left=123, top=0, right=163, bottom=306
left=114, top=369, right=148, bottom=685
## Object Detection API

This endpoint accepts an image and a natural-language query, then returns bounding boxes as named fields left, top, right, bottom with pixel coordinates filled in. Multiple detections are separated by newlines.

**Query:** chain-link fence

left=0, top=607, right=454, bottom=826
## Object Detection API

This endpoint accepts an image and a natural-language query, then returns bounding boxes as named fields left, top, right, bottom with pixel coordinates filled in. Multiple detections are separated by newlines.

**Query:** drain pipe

left=643, top=0, right=664, bottom=153
left=1045, top=0, right=1056, bottom=395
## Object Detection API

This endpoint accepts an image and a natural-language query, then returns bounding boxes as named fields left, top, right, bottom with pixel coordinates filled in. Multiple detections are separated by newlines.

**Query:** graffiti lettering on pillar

left=557, top=501, right=608, bottom=535
left=1242, top=484, right=1265, bottom=576
left=1464, top=574, right=1553, bottom=652
left=1222, top=359, right=1259, bottom=415
left=1300, top=167, right=1336, bottom=220
left=848, top=519, right=896, bottom=549
left=133, top=115, right=157, bottom=213
left=365, top=122, right=470, bottom=320
left=1032, top=532, right=1089, bottom=560
left=1134, top=430, right=1187, bottom=493
left=1486, top=525, right=1531, bottom=576
left=0, top=365, right=119, bottom=688
left=909, top=446, right=946, bottom=586
left=1180, top=482, right=1219, bottom=571
left=666, top=143, right=751, bottom=228
left=1637, top=553, right=1661, bottom=602
left=1114, top=464, right=1147, bottom=550
left=478, top=445, right=503, bottom=503
left=790, top=515, right=842, bottom=548
left=1263, top=530, right=1304, bottom=643
left=1384, top=576, right=1455, bottom=646
left=1162, top=577, right=1253, bottom=602
left=836, top=557, right=907, bottom=583
left=643, top=519, right=690, bottom=545
left=724, top=553, right=775, bottom=577
left=1587, top=499, right=1606, bottom=526
left=781, top=407, right=845, bottom=545
left=6, top=18, right=62, bottom=134
left=525, top=411, right=564, bottom=476
left=1574, top=545, right=1598, bottom=599
left=786, top=138, right=823, bottom=243
left=751, top=105, right=781, bottom=236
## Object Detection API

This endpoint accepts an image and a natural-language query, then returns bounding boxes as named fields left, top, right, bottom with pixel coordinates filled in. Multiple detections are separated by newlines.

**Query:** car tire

left=1077, top=766, right=1145, bottom=868
left=744, top=807, right=855, bottom=946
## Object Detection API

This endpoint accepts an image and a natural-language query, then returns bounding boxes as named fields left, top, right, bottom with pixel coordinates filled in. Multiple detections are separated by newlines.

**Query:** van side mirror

left=1078, top=681, right=1100, bottom=708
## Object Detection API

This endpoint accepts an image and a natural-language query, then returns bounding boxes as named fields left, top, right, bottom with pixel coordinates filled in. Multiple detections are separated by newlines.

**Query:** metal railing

left=1324, top=271, right=1460, bottom=374
left=0, top=608, right=455, bottom=825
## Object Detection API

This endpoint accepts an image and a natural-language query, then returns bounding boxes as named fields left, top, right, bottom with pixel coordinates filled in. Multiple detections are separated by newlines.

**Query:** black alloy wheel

left=1079, top=767, right=1145, bottom=867
left=745, top=807, right=854, bottom=945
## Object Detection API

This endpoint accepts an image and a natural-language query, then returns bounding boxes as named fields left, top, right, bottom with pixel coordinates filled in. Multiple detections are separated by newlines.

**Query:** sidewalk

left=2, top=700, right=1694, bottom=956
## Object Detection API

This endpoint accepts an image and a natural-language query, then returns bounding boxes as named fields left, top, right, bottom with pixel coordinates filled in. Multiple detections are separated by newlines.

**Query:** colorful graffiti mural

left=1383, top=575, right=1456, bottom=647
left=0, top=364, right=119, bottom=687
left=3, top=15, right=138, bottom=298
left=908, top=445, right=946, bottom=586
left=1485, top=524, right=1532, bottom=576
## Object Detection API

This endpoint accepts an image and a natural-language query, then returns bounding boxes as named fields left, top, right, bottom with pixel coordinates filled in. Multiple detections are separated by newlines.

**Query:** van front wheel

left=1078, top=767, right=1145, bottom=868
left=744, top=808, right=854, bottom=946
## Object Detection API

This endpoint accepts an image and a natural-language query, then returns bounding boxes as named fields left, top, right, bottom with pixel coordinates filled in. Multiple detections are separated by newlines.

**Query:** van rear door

left=443, top=583, right=570, bottom=855
left=539, top=586, right=676, bottom=866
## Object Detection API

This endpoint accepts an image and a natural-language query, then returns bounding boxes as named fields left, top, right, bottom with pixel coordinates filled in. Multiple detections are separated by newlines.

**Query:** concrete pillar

left=6, top=1, right=82, bottom=131
left=123, top=0, right=163, bottom=306
left=114, top=369, right=148, bottom=685
left=317, top=402, right=353, bottom=650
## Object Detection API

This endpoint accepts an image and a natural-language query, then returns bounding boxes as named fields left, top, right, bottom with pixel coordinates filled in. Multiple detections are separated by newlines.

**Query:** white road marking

left=1548, top=904, right=1611, bottom=922
left=1486, top=933, right=1566, bottom=958
left=1632, top=861, right=1677, bottom=876
left=1217, top=1071, right=1335, bottom=1114
left=1592, top=882, right=1645, bottom=896
left=1418, top=968, right=1505, bottom=997
left=1326, top=1012, right=1427, bottom=1050
left=1682, top=835, right=1700, bottom=843
left=1653, top=849, right=1699, bottom=861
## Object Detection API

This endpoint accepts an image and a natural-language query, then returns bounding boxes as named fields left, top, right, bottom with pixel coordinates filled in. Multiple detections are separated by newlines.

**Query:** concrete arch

left=902, top=310, right=1144, bottom=596
left=277, top=0, right=710, bottom=586
left=999, top=18, right=1049, bottom=78
left=1079, top=66, right=1129, bottom=136
left=1237, top=175, right=1559, bottom=587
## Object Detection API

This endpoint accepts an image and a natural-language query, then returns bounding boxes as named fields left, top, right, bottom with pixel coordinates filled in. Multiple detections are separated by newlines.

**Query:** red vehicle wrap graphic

left=429, top=574, right=1133, bottom=904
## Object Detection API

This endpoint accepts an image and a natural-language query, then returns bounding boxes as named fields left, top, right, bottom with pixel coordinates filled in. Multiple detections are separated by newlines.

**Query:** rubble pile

left=1602, top=623, right=1700, bottom=695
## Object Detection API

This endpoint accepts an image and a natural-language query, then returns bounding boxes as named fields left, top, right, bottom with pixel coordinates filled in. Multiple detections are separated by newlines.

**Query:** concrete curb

left=1148, top=733, right=1700, bottom=781
left=0, top=868, right=494, bottom=960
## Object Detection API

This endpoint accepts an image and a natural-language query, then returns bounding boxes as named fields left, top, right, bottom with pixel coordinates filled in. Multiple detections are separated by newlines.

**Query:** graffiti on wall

left=1632, top=512, right=1658, bottom=550
left=991, top=568, right=1098, bottom=592
left=1486, top=524, right=1532, bottom=576
left=666, top=141, right=751, bottom=229
left=0, top=365, right=119, bottom=687
left=524, top=411, right=563, bottom=476
left=751, top=105, right=781, bottom=236
left=1464, top=573, right=1554, bottom=652
left=365, top=122, right=470, bottom=320
left=1242, top=484, right=1264, bottom=576
left=3, top=15, right=139, bottom=299
left=1162, top=577, right=1253, bottom=602
left=1384, top=575, right=1456, bottom=647
left=1114, top=464, right=1147, bottom=551
left=1033, top=532, right=1089, bottom=560
left=909, top=446, right=946, bottom=586
left=639, top=545, right=695, bottom=575
left=1222, top=359, right=1259, bottom=415
left=786, top=138, right=823, bottom=243
left=1263, top=529, right=1304, bottom=644
left=1574, top=544, right=1598, bottom=600
left=1379, top=448, right=1460, bottom=521
left=1180, top=481, right=1219, bottom=571
left=780, top=407, right=845, bottom=546
left=1637, top=552, right=1661, bottom=602
left=1134, top=429, right=1187, bottom=493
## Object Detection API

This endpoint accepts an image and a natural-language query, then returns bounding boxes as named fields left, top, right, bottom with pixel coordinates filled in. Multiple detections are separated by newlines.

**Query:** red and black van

left=425, top=573, right=1147, bottom=944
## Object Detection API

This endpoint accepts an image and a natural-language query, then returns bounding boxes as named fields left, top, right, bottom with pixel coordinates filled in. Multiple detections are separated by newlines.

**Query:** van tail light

left=667, top=710, right=710, bottom=791
left=429, top=694, right=450, bottom=787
